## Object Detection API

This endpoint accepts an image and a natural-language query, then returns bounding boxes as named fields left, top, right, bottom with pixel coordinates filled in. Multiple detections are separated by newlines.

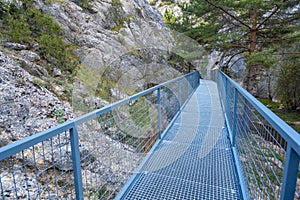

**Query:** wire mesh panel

left=0, top=131, right=76, bottom=199
left=296, top=164, right=300, bottom=199
left=0, top=71, right=200, bottom=200
left=77, top=92, right=159, bottom=199
left=118, top=79, right=242, bottom=200
left=235, top=94, right=287, bottom=199
left=217, top=71, right=300, bottom=200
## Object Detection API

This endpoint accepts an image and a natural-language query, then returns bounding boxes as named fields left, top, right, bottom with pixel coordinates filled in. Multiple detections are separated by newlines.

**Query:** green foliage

left=163, top=8, right=176, bottom=24
left=245, top=49, right=277, bottom=70
left=259, top=98, right=300, bottom=132
left=26, top=8, right=61, bottom=36
left=33, top=78, right=47, bottom=87
left=0, top=1, right=79, bottom=75
left=129, top=98, right=151, bottom=128
left=79, top=0, right=90, bottom=9
left=167, top=53, right=193, bottom=72
left=160, top=1, right=174, bottom=7
left=72, top=0, right=92, bottom=11
left=37, top=34, right=77, bottom=72
left=177, top=0, right=298, bottom=51
left=111, top=23, right=124, bottom=32
left=76, top=65, right=117, bottom=102
left=171, top=0, right=299, bottom=92
left=96, top=184, right=115, bottom=199
left=4, top=12, right=31, bottom=43
left=54, top=109, right=65, bottom=124
left=110, top=17, right=130, bottom=32
left=111, top=0, right=123, bottom=7
left=54, top=109, right=64, bottom=117
left=276, top=53, right=300, bottom=111
left=149, top=0, right=158, bottom=6
left=128, top=48, right=142, bottom=58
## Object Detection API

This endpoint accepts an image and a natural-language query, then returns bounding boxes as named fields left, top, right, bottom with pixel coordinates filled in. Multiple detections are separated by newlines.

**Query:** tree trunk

left=246, top=9, right=258, bottom=95
left=268, top=72, right=272, bottom=100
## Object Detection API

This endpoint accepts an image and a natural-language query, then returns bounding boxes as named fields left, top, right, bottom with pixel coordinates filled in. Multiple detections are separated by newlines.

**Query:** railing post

left=197, top=72, right=199, bottom=88
left=187, top=76, right=190, bottom=97
left=225, top=76, right=230, bottom=120
left=70, top=126, right=84, bottom=200
left=178, top=80, right=181, bottom=111
left=280, top=145, right=300, bottom=200
left=232, top=88, right=238, bottom=146
left=157, top=88, right=162, bottom=139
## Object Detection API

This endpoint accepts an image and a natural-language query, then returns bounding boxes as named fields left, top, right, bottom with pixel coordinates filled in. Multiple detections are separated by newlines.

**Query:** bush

left=73, top=0, right=91, bottom=10
left=4, top=12, right=31, bottom=43
left=277, top=54, right=300, bottom=111
left=0, top=1, right=79, bottom=75
left=26, top=8, right=62, bottom=36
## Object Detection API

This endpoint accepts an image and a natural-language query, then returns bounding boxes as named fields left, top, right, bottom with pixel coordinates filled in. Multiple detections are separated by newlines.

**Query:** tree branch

left=256, top=5, right=281, bottom=30
left=225, top=51, right=245, bottom=68
left=231, top=43, right=250, bottom=50
left=204, top=0, right=252, bottom=30
left=229, top=56, right=245, bottom=69
left=273, top=52, right=300, bottom=55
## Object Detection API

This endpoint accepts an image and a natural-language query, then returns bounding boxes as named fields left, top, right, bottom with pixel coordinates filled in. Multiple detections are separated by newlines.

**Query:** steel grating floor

left=117, top=80, right=242, bottom=200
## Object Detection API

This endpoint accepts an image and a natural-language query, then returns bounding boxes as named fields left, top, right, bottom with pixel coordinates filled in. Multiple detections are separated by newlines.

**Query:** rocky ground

left=0, top=50, right=73, bottom=144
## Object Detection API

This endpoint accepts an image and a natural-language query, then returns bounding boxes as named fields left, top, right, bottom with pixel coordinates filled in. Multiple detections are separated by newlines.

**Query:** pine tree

left=171, top=0, right=300, bottom=95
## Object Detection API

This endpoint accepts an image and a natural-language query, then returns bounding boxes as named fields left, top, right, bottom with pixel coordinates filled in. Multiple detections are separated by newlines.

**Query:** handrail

left=216, top=70, right=300, bottom=200
left=0, top=71, right=199, bottom=161
left=0, top=70, right=200, bottom=200
left=220, top=71, right=300, bottom=155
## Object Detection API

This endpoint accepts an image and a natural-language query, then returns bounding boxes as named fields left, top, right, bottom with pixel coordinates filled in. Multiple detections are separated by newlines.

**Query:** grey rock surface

left=0, top=51, right=73, bottom=142
left=0, top=0, right=197, bottom=198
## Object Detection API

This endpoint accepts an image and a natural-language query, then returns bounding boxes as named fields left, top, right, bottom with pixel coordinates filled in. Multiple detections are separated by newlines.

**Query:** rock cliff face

left=0, top=0, right=186, bottom=141
left=0, top=51, right=73, bottom=143
left=40, top=0, right=190, bottom=114
left=0, top=0, right=194, bottom=198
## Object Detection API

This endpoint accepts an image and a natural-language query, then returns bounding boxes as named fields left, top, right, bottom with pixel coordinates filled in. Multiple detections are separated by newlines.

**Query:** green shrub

left=5, top=13, right=32, bottom=43
left=26, top=8, right=62, bottom=36
left=163, top=8, right=176, bottom=24
left=73, top=0, right=91, bottom=10
left=0, top=1, right=79, bottom=76
left=112, top=0, right=123, bottom=7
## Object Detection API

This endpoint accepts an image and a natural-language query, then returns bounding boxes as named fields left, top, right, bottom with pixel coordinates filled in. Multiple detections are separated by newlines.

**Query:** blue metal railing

left=0, top=71, right=200, bottom=199
left=215, top=70, right=300, bottom=200
left=2, top=68, right=299, bottom=200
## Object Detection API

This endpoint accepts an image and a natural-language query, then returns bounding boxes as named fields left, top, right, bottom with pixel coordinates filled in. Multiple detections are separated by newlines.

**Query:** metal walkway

left=2, top=71, right=299, bottom=199
left=117, top=80, right=242, bottom=199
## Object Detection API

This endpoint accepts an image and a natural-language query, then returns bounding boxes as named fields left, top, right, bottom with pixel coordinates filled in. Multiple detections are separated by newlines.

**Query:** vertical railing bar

left=178, top=80, right=181, bottom=111
left=0, top=176, right=3, bottom=200
left=187, top=75, right=190, bottom=98
left=236, top=121, right=259, bottom=198
left=280, top=146, right=300, bottom=200
left=64, top=133, right=71, bottom=197
left=236, top=113, right=275, bottom=199
left=32, top=146, right=41, bottom=198
left=157, top=88, right=162, bottom=140
left=21, top=150, right=30, bottom=199
left=70, top=125, right=84, bottom=200
left=232, top=88, right=238, bottom=146
left=10, top=158, right=18, bottom=199
left=41, top=141, right=51, bottom=198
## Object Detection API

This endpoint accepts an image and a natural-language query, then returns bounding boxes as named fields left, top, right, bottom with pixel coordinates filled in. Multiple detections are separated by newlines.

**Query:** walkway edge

left=114, top=82, right=198, bottom=200
left=223, top=108, right=250, bottom=200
